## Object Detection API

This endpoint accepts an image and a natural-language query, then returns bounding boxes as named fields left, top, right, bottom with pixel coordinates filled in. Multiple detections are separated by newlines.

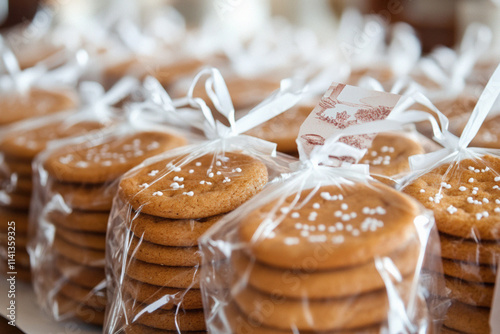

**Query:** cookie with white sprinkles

left=403, top=155, right=500, bottom=240
left=119, top=152, right=268, bottom=219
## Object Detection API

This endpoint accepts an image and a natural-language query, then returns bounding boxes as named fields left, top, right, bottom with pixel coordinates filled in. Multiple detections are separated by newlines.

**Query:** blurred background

left=1, top=0, right=499, bottom=54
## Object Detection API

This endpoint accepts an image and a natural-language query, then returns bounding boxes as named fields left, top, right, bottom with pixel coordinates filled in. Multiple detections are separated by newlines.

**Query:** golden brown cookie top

left=0, top=88, right=77, bottom=126
left=361, top=132, right=425, bottom=177
left=246, top=104, right=315, bottom=153
left=44, top=131, right=186, bottom=184
left=467, top=115, right=500, bottom=149
left=433, top=94, right=478, bottom=119
left=239, top=182, right=420, bottom=270
left=403, top=155, right=500, bottom=240
left=0, top=120, right=105, bottom=160
left=119, top=152, right=268, bottom=219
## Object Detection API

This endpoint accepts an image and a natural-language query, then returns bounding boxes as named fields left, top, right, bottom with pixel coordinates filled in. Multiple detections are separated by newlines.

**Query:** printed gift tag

left=298, top=83, right=401, bottom=163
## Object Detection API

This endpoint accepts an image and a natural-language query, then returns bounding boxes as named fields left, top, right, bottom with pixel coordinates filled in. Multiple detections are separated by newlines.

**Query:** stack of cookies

left=230, top=182, right=423, bottom=332
left=111, top=151, right=268, bottom=333
left=0, top=119, right=105, bottom=281
left=35, top=130, right=186, bottom=325
left=403, top=154, right=500, bottom=334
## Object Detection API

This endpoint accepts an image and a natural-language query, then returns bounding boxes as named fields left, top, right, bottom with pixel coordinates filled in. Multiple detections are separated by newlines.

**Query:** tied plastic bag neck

left=169, top=67, right=304, bottom=141
left=0, top=37, right=89, bottom=95
left=409, top=63, right=500, bottom=172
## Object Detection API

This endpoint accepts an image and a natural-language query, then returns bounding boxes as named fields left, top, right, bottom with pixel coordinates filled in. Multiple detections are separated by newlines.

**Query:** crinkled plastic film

left=198, top=146, right=443, bottom=333
left=28, top=116, right=189, bottom=326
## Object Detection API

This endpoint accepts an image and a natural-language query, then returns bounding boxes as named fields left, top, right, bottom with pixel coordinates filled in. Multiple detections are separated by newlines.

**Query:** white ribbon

left=409, top=63, right=500, bottom=172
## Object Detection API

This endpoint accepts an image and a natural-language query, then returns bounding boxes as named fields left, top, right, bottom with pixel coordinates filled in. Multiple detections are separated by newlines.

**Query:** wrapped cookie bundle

left=27, top=77, right=189, bottom=325
left=401, top=64, right=500, bottom=333
left=199, top=83, right=442, bottom=333
left=104, top=68, right=302, bottom=333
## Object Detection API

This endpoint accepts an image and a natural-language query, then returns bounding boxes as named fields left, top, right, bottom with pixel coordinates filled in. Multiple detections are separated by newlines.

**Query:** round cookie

left=360, top=132, right=424, bottom=177
left=126, top=258, right=200, bottom=289
left=0, top=88, right=76, bottom=126
left=44, top=131, right=186, bottom=184
left=0, top=120, right=105, bottom=160
left=129, top=211, right=222, bottom=247
left=0, top=192, right=31, bottom=210
left=231, top=239, right=419, bottom=298
left=403, top=155, right=500, bottom=240
left=56, top=256, right=105, bottom=289
left=442, top=258, right=496, bottom=283
left=0, top=232, right=27, bottom=248
left=2, top=159, right=32, bottom=177
left=234, top=280, right=411, bottom=332
left=348, top=66, right=394, bottom=86
left=122, top=276, right=203, bottom=310
left=440, top=233, right=500, bottom=265
left=12, top=176, right=33, bottom=194
left=443, top=300, right=490, bottom=334
left=56, top=227, right=106, bottom=251
left=55, top=294, right=105, bottom=326
left=0, top=207, right=29, bottom=233
left=59, top=280, right=107, bottom=309
left=246, top=104, right=314, bottom=154
left=47, top=210, right=109, bottom=233
left=441, top=276, right=494, bottom=307
left=124, top=323, right=206, bottom=334
left=48, top=181, right=115, bottom=211
left=468, top=114, right=500, bottom=149
left=125, top=301, right=205, bottom=332
left=53, top=238, right=105, bottom=268
left=119, top=152, right=268, bottom=219
left=224, top=304, right=383, bottom=334
left=239, top=182, right=420, bottom=270
left=128, top=236, right=200, bottom=267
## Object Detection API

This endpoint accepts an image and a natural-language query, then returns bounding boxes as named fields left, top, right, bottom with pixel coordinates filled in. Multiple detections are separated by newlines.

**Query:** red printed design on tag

left=298, top=83, right=401, bottom=162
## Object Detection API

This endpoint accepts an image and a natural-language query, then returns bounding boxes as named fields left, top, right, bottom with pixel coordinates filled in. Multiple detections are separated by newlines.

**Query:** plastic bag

left=0, top=77, right=136, bottom=282
left=104, top=67, right=303, bottom=333
left=28, top=77, right=194, bottom=326
left=400, top=64, right=500, bottom=334
left=199, top=113, right=442, bottom=333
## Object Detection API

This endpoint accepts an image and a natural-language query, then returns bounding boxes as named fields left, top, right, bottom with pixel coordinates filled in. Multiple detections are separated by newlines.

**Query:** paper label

left=298, top=82, right=401, bottom=162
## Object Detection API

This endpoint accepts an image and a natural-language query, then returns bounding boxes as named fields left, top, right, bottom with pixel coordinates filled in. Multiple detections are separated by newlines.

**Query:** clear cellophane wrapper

left=198, top=149, right=444, bottom=333
left=28, top=115, right=191, bottom=326
left=104, top=138, right=298, bottom=333
left=398, top=63, right=500, bottom=333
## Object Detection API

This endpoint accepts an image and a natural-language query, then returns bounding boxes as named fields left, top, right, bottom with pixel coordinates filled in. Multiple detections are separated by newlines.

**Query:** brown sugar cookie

left=348, top=66, right=394, bottom=86
left=440, top=233, right=500, bottom=265
left=0, top=232, right=27, bottom=248
left=239, top=182, right=420, bottom=270
left=441, top=258, right=497, bottom=283
left=122, top=276, right=203, bottom=310
left=232, top=239, right=419, bottom=298
left=124, top=324, right=206, bottom=334
left=246, top=104, right=315, bottom=153
left=129, top=211, right=222, bottom=247
left=128, top=237, right=200, bottom=267
left=191, top=76, right=280, bottom=111
left=56, top=227, right=106, bottom=251
left=126, top=258, right=199, bottom=289
left=360, top=132, right=425, bottom=177
left=0, top=88, right=77, bottom=126
left=403, top=155, right=500, bottom=240
left=150, top=59, right=205, bottom=88
left=119, top=152, right=268, bottom=219
left=468, top=114, right=500, bottom=149
left=224, top=303, right=383, bottom=334
left=0, top=192, right=31, bottom=210
left=53, top=238, right=104, bottom=268
left=44, top=131, right=187, bottom=184
left=0, top=207, right=29, bottom=233
left=12, top=177, right=32, bottom=194
left=59, top=280, right=107, bottom=309
left=55, top=294, right=105, bottom=325
left=443, top=300, right=490, bottom=334
left=47, top=210, right=109, bottom=233
left=234, top=280, right=411, bottom=332
left=48, top=181, right=115, bottom=211
left=125, top=301, right=205, bottom=332
left=3, top=159, right=32, bottom=177
left=56, top=256, right=105, bottom=289
left=0, top=120, right=106, bottom=160
left=441, top=276, right=494, bottom=307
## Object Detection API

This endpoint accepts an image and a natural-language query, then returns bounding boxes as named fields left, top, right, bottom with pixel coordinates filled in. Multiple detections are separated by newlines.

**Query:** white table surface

left=0, top=278, right=101, bottom=334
